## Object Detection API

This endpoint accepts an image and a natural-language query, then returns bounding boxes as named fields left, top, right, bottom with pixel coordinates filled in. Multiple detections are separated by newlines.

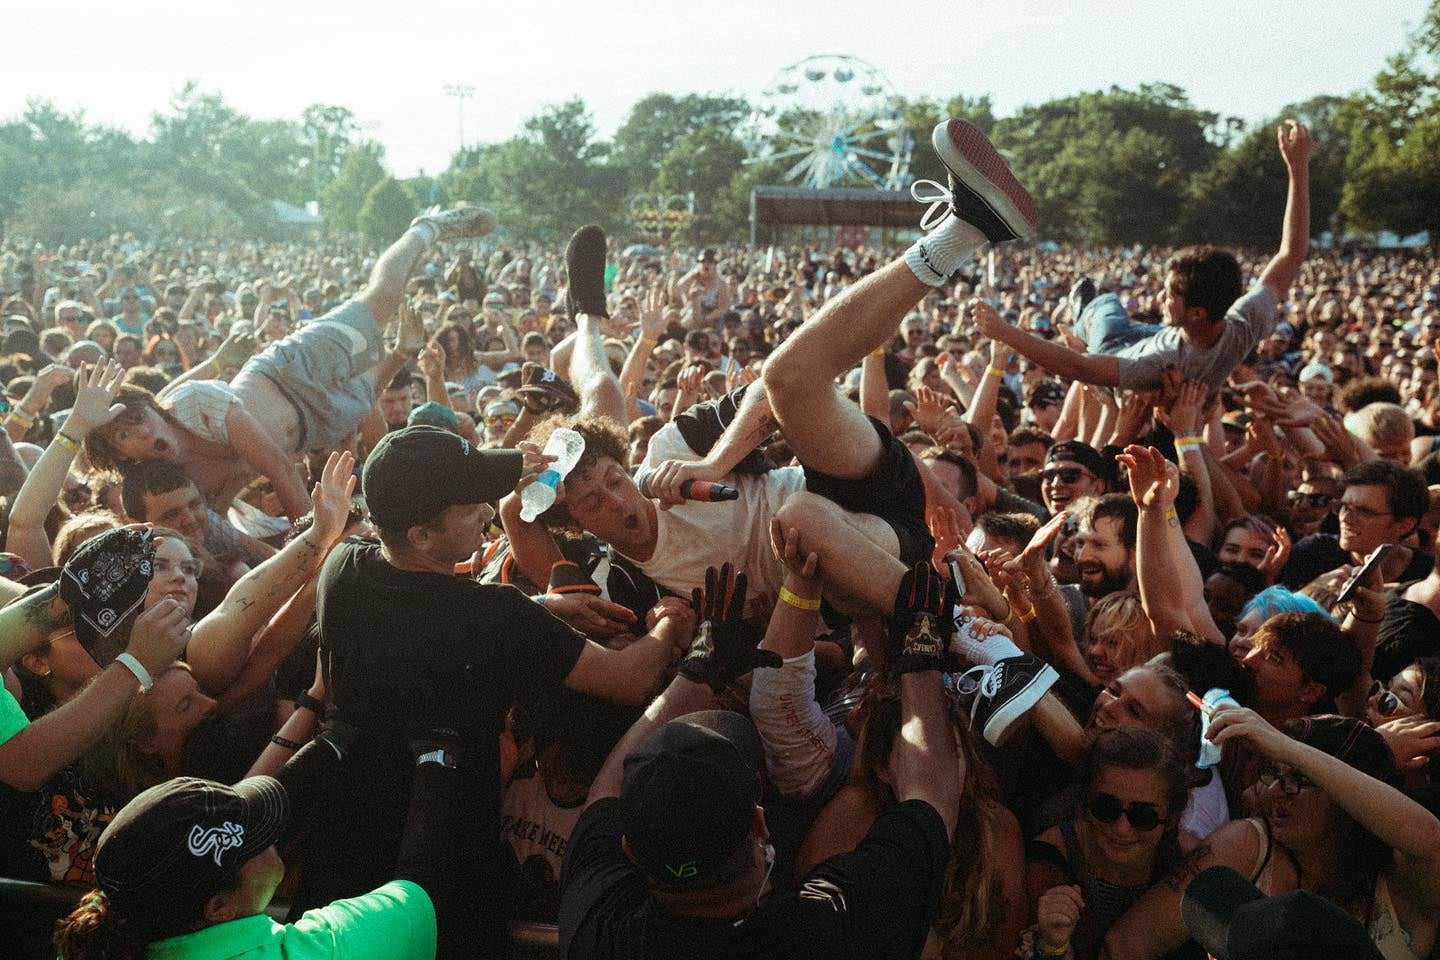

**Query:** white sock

left=952, top=615, right=1024, bottom=666
left=904, top=215, right=986, bottom=286
left=406, top=222, right=437, bottom=247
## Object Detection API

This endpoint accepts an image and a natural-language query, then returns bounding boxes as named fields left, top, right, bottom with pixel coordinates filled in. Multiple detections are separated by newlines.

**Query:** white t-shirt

left=619, top=422, right=804, bottom=615
left=1180, top=768, right=1231, bottom=839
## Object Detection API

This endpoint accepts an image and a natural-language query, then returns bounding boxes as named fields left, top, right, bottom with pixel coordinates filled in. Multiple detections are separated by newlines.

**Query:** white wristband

left=114, top=652, right=154, bottom=691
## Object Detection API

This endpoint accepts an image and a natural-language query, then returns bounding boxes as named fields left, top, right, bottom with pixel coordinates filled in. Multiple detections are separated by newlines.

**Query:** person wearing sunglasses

left=1100, top=712, right=1440, bottom=960
left=1025, top=726, right=1189, bottom=959
left=1366, top=657, right=1440, bottom=782
left=1040, top=440, right=1109, bottom=517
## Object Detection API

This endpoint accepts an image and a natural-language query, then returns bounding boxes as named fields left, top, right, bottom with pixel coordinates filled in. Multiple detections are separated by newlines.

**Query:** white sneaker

left=409, top=204, right=498, bottom=243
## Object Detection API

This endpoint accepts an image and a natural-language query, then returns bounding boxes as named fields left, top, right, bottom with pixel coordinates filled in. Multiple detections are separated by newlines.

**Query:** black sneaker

left=929, top=119, right=1038, bottom=243
left=962, top=654, right=1057, bottom=746
left=565, top=224, right=609, bottom=319
left=1069, top=277, right=1097, bottom=321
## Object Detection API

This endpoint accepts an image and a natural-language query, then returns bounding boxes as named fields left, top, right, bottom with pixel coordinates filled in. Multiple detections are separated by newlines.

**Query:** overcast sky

left=3, top=0, right=1427, bottom=178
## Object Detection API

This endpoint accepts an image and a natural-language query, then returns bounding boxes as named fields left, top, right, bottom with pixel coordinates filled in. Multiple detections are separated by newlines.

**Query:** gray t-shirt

left=1115, top=285, right=1278, bottom=391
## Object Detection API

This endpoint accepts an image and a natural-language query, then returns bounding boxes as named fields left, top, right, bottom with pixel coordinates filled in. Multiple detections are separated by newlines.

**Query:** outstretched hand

left=64, top=360, right=127, bottom=438
left=307, top=450, right=358, bottom=548
left=679, top=564, right=780, bottom=690
left=1116, top=444, right=1178, bottom=511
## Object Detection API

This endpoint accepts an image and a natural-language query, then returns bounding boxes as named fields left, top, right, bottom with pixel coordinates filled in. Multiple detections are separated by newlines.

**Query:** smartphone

left=1337, top=544, right=1394, bottom=604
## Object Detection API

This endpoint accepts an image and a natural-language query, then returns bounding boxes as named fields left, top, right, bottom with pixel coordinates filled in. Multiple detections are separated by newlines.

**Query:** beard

left=1080, top=564, right=1131, bottom=600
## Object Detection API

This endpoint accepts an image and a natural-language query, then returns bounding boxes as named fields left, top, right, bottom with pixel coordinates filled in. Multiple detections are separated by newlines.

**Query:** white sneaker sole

left=931, top=119, right=1038, bottom=240
left=982, top=662, right=1058, bottom=746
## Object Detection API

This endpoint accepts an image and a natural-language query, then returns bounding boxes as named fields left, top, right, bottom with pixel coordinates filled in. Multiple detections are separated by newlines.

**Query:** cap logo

left=188, top=821, right=244, bottom=866
left=664, top=860, right=698, bottom=880
left=542, top=369, right=556, bottom=383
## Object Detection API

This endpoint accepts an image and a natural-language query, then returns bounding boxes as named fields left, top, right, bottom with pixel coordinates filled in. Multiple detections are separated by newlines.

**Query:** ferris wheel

left=740, top=55, right=912, bottom=190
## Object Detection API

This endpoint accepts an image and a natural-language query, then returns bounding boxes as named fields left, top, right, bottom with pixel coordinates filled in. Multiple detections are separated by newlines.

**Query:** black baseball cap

left=619, top=710, right=762, bottom=886
left=1046, top=439, right=1108, bottom=480
left=362, top=426, right=522, bottom=531
left=1026, top=380, right=1066, bottom=408
left=95, top=776, right=289, bottom=938
left=1181, top=866, right=1384, bottom=960
left=59, top=526, right=155, bottom=665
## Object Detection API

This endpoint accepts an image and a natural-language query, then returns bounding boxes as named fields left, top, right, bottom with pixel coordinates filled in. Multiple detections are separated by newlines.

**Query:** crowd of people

left=0, top=114, right=1438, bottom=960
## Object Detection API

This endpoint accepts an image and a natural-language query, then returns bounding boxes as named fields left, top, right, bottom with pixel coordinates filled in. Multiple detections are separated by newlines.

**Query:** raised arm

left=619, top=288, right=666, bottom=421
left=7, top=361, right=126, bottom=569
left=224, top=405, right=311, bottom=520
left=644, top=382, right=778, bottom=507
left=1119, top=445, right=1225, bottom=645
left=186, top=451, right=355, bottom=694
left=1257, top=121, right=1313, bottom=303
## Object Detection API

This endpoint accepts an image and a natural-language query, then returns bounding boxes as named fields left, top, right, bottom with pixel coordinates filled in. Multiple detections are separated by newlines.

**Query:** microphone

left=635, top=470, right=739, bottom=502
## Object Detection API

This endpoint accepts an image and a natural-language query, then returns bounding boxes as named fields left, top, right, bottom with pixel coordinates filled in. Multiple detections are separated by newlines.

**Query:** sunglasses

left=1041, top=466, right=1093, bottom=485
left=1369, top=680, right=1404, bottom=717
left=1085, top=792, right=1165, bottom=831
left=1287, top=491, right=1333, bottom=508
left=1256, top=764, right=1315, bottom=797
left=485, top=414, right=516, bottom=428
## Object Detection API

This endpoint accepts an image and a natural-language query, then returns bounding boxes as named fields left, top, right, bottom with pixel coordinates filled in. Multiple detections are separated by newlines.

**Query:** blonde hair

left=52, top=510, right=123, bottom=566
left=1085, top=592, right=1159, bottom=675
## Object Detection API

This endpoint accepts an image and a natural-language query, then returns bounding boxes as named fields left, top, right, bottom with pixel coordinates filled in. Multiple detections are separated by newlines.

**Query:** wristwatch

left=415, top=748, right=458, bottom=770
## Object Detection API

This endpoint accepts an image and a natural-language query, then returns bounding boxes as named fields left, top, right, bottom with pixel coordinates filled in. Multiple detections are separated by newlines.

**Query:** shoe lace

left=959, top=664, right=1002, bottom=726
left=910, top=179, right=953, bottom=231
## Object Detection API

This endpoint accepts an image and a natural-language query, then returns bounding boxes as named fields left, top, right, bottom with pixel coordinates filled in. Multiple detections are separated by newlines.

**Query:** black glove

left=679, top=563, right=781, bottom=691
left=888, top=562, right=955, bottom=675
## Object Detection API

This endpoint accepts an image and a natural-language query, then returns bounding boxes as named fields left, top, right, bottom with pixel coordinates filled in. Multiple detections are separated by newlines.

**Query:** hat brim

left=230, top=776, right=291, bottom=861
left=458, top=448, right=525, bottom=506
left=1181, top=866, right=1263, bottom=960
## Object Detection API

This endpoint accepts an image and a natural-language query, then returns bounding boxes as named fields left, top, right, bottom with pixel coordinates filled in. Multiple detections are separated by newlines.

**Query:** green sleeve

left=282, top=879, right=435, bottom=960
left=0, top=687, right=27, bottom=746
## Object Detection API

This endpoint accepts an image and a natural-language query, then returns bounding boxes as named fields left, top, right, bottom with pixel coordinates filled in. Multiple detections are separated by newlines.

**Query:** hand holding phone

left=1337, top=544, right=1394, bottom=605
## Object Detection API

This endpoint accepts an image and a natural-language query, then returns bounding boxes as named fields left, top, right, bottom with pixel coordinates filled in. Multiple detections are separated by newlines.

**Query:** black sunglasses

left=1041, top=466, right=1092, bottom=485
left=1256, top=764, right=1315, bottom=798
left=1085, top=792, right=1165, bottom=831
left=1287, top=491, right=1333, bottom=508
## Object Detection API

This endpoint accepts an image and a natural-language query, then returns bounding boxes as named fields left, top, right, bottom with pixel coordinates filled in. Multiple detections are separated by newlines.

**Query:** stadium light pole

left=442, top=84, right=475, bottom=153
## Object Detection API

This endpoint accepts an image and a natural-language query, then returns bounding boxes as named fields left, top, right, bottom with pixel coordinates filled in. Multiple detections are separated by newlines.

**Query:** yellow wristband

left=1164, top=506, right=1178, bottom=524
left=54, top=432, right=80, bottom=455
left=208, top=357, right=223, bottom=376
left=6, top=411, right=34, bottom=430
left=869, top=346, right=886, bottom=358
left=987, top=366, right=1005, bottom=380
left=1018, top=607, right=1037, bottom=623
left=778, top=586, right=821, bottom=611
left=638, top=336, right=656, bottom=347
left=1036, top=938, right=1070, bottom=957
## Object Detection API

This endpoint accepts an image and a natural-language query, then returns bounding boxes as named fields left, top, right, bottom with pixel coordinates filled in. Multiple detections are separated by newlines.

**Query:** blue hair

left=1240, top=585, right=1334, bottom=623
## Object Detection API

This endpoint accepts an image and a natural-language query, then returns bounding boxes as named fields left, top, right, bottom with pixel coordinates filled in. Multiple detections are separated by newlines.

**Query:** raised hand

left=124, top=597, right=194, bottom=679
left=63, top=360, right=126, bottom=438
left=904, top=384, right=956, bottom=437
left=1256, top=526, right=1292, bottom=586
left=1116, top=444, right=1178, bottom=511
left=1005, top=509, right=1071, bottom=584
left=1156, top=379, right=1205, bottom=438
left=1277, top=119, right=1313, bottom=171
left=769, top=519, right=820, bottom=583
left=679, top=563, right=780, bottom=690
left=1375, top=715, right=1440, bottom=771
left=417, top=341, right=445, bottom=380
left=888, top=561, right=956, bottom=674
left=307, top=450, right=358, bottom=548
left=213, top=322, right=258, bottom=370
left=638, top=285, right=667, bottom=342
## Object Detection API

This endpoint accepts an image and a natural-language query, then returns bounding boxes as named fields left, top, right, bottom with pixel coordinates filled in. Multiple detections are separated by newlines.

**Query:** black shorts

left=802, top=416, right=934, bottom=570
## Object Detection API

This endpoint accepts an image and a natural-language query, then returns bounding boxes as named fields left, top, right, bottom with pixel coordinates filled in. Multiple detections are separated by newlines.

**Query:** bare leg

left=775, top=490, right=907, bottom=615
left=571, top=315, right=626, bottom=422
left=764, top=260, right=932, bottom=480
left=357, top=231, right=427, bottom=330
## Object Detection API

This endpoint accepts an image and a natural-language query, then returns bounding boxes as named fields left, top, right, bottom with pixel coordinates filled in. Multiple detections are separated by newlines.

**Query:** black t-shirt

left=290, top=538, right=587, bottom=939
left=558, top=797, right=948, bottom=960
left=1375, top=586, right=1440, bottom=683
left=1280, top=534, right=1434, bottom=591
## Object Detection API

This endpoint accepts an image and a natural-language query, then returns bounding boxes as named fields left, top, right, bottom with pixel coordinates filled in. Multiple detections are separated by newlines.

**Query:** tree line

left=2, top=2, right=1436, bottom=247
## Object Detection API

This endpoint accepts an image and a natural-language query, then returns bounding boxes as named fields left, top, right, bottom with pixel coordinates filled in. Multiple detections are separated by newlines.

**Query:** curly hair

left=526, top=412, right=630, bottom=531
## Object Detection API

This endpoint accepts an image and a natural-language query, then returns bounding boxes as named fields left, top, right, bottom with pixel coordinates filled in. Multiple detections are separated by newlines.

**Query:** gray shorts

left=244, top=299, right=383, bottom=451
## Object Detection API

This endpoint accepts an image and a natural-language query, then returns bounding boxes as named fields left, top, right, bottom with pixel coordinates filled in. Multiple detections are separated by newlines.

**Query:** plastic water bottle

left=519, top=428, right=586, bottom=522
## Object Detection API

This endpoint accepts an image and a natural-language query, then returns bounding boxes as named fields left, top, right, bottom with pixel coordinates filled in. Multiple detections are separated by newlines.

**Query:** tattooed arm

left=0, top=583, right=69, bottom=671
left=645, top=383, right=780, bottom=507
left=186, top=452, right=356, bottom=695
left=1098, top=821, right=1262, bottom=960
